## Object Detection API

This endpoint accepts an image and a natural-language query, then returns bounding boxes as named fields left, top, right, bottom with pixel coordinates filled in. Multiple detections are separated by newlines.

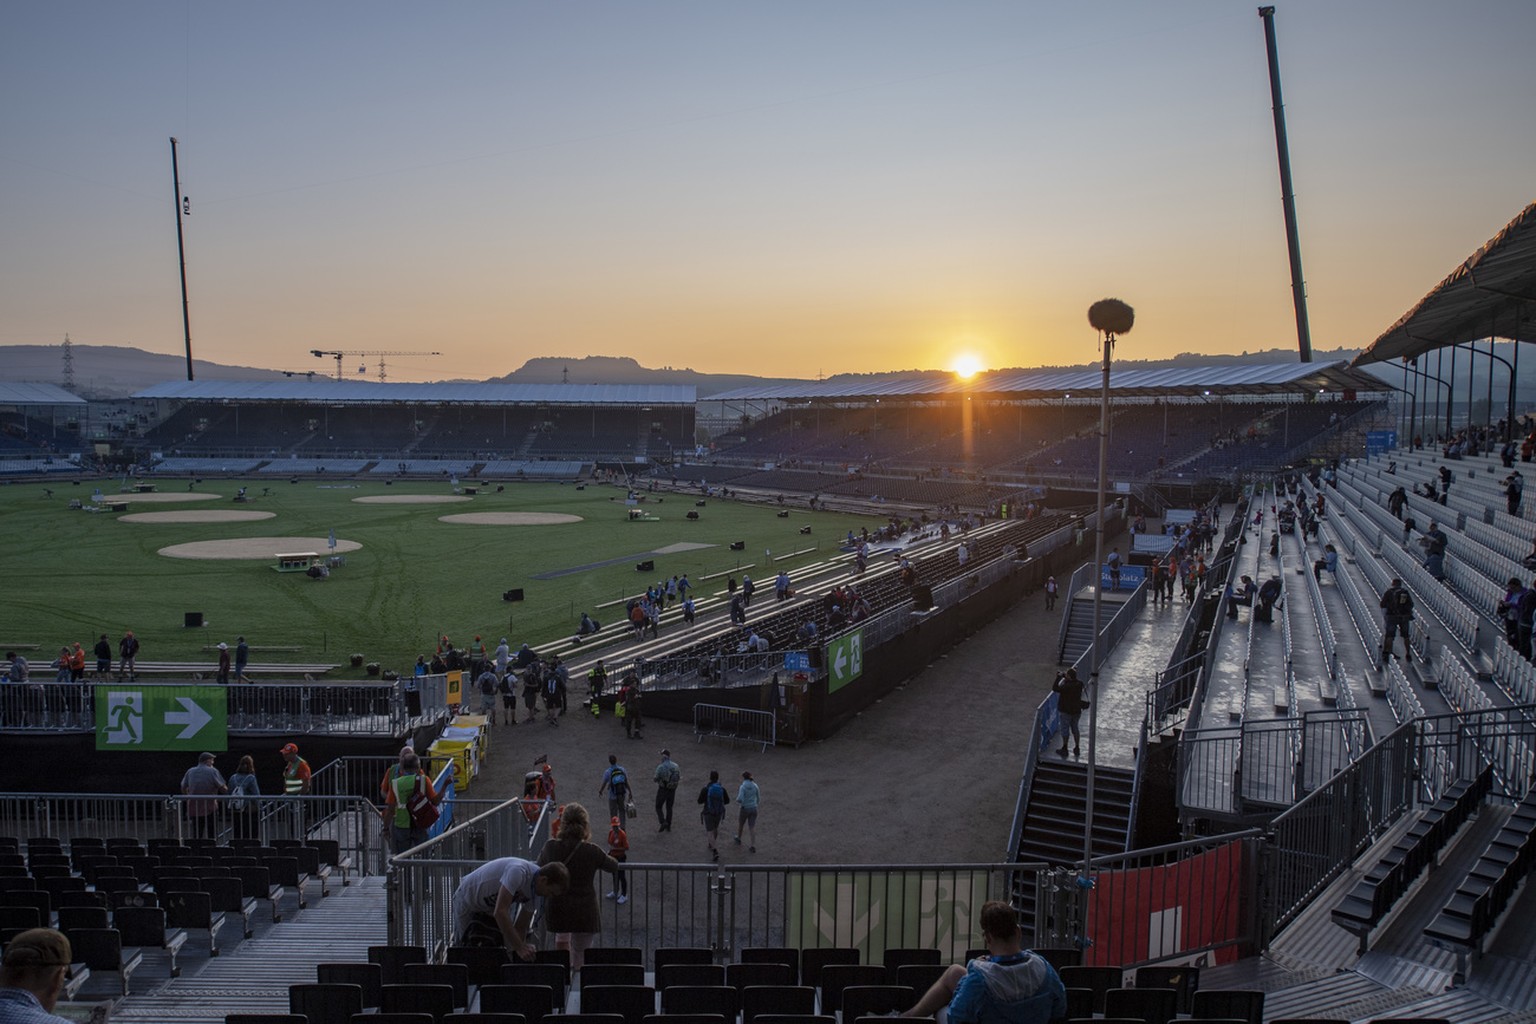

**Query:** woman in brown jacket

left=536, top=802, right=618, bottom=972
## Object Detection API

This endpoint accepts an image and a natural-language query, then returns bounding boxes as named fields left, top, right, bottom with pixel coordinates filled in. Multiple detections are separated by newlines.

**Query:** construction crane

left=310, top=349, right=441, bottom=382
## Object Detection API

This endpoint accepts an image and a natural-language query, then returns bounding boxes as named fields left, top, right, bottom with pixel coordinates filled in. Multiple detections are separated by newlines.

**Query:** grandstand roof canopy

left=133, top=380, right=696, bottom=406
left=1353, top=202, right=1536, bottom=367
left=707, top=360, right=1389, bottom=403
left=0, top=382, right=88, bottom=406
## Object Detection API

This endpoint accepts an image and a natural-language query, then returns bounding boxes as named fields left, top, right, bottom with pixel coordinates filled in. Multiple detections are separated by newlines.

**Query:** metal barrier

left=693, top=702, right=775, bottom=750
left=388, top=797, right=552, bottom=951
left=0, top=676, right=452, bottom=735
left=0, top=792, right=385, bottom=876
left=393, top=852, right=1024, bottom=965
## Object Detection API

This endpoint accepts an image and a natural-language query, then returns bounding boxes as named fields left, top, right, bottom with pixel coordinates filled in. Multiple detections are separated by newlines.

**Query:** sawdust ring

left=159, top=536, right=363, bottom=560
left=437, top=512, right=583, bottom=525
left=121, top=510, right=277, bottom=524
left=352, top=494, right=472, bottom=504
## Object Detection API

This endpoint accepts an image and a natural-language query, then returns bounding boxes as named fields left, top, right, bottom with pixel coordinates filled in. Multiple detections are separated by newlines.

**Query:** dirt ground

left=158, top=537, right=365, bottom=559
left=438, top=512, right=584, bottom=525
left=120, top=510, right=276, bottom=523
left=353, top=494, right=473, bottom=504
left=470, top=584, right=1065, bottom=866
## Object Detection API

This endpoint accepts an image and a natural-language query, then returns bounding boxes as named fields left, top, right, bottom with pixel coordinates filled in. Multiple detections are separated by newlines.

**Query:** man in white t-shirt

left=450, top=856, right=569, bottom=958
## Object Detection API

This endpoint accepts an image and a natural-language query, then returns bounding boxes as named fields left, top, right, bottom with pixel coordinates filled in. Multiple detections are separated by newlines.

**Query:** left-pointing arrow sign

left=165, top=697, right=212, bottom=740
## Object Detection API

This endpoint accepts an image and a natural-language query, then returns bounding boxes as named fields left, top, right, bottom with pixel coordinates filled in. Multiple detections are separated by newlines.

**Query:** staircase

left=1013, top=761, right=1135, bottom=941
left=1058, top=595, right=1098, bottom=665
left=100, top=875, right=388, bottom=1023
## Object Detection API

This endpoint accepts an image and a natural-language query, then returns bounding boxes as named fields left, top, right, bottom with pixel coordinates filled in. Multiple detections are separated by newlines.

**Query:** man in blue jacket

left=901, top=901, right=1066, bottom=1024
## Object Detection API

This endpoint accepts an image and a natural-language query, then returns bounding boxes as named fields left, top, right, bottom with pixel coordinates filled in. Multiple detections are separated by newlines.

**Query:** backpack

left=704, top=782, right=725, bottom=816
left=609, top=768, right=627, bottom=799
left=1391, top=588, right=1413, bottom=616
left=401, top=774, right=439, bottom=830
left=479, top=674, right=496, bottom=695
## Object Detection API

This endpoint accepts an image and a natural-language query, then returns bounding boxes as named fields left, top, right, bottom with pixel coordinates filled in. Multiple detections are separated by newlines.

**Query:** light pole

left=1083, top=298, right=1134, bottom=919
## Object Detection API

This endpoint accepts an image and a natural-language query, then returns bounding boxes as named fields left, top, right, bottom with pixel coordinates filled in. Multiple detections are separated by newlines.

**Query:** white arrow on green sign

left=825, top=628, right=864, bottom=693
left=95, top=685, right=228, bottom=752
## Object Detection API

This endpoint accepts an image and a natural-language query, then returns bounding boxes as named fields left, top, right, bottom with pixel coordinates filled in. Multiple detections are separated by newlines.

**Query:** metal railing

left=0, top=792, right=386, bottom=876
left=388, top=796, right=552, bottom=951
left=693, top=703, right=775, bottom=750
left=0, top=676, right=453, bottom=735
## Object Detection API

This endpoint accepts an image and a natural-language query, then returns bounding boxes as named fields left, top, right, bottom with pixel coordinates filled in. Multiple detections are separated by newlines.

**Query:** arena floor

left=468, top=581, right=1063, bottom=866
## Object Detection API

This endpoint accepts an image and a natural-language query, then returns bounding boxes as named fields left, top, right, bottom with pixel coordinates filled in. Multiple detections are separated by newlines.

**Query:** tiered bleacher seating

left=1331, top=764, right=1493, bottom=949
left=1424, top=783, right=1536, bottom=952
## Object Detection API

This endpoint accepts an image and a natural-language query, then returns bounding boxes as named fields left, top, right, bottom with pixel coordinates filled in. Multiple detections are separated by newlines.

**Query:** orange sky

left=3, top=2, right=1533, bottom=381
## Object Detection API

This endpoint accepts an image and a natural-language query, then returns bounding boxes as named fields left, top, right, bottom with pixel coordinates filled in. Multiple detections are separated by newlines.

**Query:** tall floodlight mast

left=1258, top=6, right=1313, bottom=363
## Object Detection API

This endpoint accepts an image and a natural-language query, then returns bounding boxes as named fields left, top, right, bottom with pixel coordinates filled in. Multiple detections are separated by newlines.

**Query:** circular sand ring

left=106, top=491, right=223, bottom=503
left=159, top=536, right=363, bottom=560
left=352, top=494, right=473, bottom=504
left=438, top=512, right=583, bottom=525
left=122, top=510, right=276, bottom=524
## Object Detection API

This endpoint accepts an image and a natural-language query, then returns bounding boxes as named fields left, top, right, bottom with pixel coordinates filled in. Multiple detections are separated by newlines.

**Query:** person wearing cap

left=0, top=927, right=75, bottom=1021
left=279, top=743, right=311, bottom=795
left=653, top=748, right=681, bottom=832
left=181, top=751, right=228, bottom=839
left=215, top=641, right=232, bottom=685
left=382, top=750, right=444, bottom=854
left=733, top=771, right=760, bottom=853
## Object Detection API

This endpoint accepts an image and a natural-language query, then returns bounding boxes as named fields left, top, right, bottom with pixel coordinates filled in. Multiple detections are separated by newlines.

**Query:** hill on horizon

left=0, top=343, right=1369, bottom=400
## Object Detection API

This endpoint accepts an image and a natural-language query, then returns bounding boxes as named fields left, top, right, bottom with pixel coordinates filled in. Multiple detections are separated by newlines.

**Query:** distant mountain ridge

left=0, top=343, right=1369, bottom=400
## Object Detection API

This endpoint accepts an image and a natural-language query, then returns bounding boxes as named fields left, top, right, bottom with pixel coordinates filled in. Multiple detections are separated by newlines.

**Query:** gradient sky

left=3, top=1, right=1533, bottom=382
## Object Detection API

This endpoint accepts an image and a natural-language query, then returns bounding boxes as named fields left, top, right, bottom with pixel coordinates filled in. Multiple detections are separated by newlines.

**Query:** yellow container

left=450, top=715, right=491, bottom=759
left=429, top=738, right=477, bottom=788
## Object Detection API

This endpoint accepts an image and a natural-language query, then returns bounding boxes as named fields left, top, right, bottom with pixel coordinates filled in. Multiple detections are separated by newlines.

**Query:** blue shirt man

left=900, top=901, right=1065, bottom=1024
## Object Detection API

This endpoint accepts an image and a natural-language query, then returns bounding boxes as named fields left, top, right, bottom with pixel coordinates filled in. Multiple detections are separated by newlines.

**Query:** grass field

left=0, top=477, right=879, bottom=676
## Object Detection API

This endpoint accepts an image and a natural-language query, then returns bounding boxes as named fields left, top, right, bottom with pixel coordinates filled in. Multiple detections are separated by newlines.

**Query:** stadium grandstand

left=0, top=381, right=87, bottom=474
left=115, top=380, right=699, bottom=476
left=3, top=209, right=1535, bottom=1022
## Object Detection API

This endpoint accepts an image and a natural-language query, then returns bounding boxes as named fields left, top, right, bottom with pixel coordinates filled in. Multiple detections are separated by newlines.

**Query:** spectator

left=605, top=816, right=629, bottom=904
left=536, top=803, right=617, bottom=972
left=0, top=927, right=76, bottom=1022
left=1379, top=577, right=1416, bottom=667
left=899, top=900, right=1066, bottom=1024
left=1498, top=577, right=1525, bottom=650
left=1420, top=521, right=1448, bottom=580
left=215, top=642, right=231, bottom=685
left=1052, top=668, right=1084, bottom=758
left=598, top=754, right=630, bottom=827
left=618, top=677, right=642, bottom=739
left=1313, top=544, right=1338, bottom=583
left=576, top=612, right=600, bottom=641
left=180, top=752, right=227, bottom=839
left=698, top=769, right=730, bottom=862
left=228, top=754, right=261, bottom=840
left=654, top=748, right=681, bottom=832
left=234, top=636, right=251, bottom=682
left=1044, top=575, right=1058, bottom=610
left=450, top=856, right=569, bottom=954
left=1256, top=575, right=1282, bottom=624
left=118, top=630, right=139, bottom=681
left=1507, top=471, right=1525, bottom=516
left=92, top=634, right=112, bottom=678
left=734, top=771, right=760, bottom=853
left=382, top=750, right=443, bottom=853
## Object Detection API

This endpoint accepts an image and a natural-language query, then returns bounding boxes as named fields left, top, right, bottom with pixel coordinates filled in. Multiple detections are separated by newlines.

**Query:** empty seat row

left=1332, top=764, right=1493, bottom=946
left=1424, top=784, right=1536, bottom=951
